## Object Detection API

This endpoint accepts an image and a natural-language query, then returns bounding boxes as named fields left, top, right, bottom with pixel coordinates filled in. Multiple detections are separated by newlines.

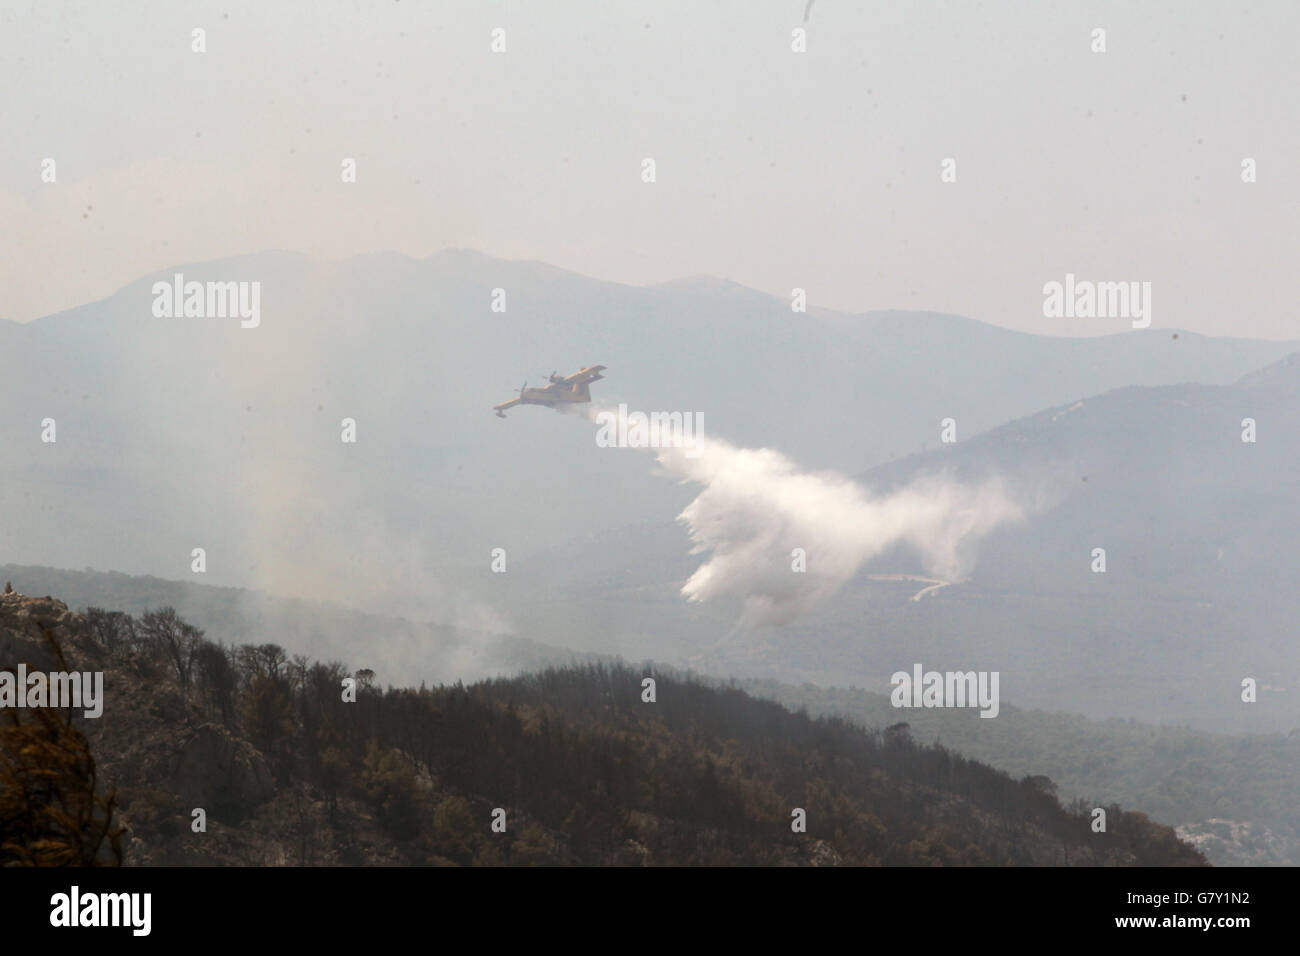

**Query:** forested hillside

left=741, top=678, right=1300, bottom=866
left=1, top=590, right=1204, bottom=866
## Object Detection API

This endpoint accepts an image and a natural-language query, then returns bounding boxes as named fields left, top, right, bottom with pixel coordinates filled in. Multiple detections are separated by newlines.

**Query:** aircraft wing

left=493, top=397, right=522, bottom=417
left=560, top=365, right=606, bottom=386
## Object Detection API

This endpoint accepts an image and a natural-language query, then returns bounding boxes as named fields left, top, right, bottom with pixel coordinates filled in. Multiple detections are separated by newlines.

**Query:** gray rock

left=166, top=723, right=275, bottom=818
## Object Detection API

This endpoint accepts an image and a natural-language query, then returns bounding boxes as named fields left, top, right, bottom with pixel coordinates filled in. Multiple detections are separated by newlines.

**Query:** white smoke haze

left=652, top=435, right=1030, bottom=629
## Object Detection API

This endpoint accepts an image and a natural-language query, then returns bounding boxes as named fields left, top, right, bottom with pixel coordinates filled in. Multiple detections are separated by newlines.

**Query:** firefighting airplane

left=493, top=365, right=607, bottom=418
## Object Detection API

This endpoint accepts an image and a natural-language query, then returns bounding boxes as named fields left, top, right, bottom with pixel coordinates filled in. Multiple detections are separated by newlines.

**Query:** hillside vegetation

left=741, top=679, right=1300, bottom=866
left=0, top=591, right=1203, bottom=866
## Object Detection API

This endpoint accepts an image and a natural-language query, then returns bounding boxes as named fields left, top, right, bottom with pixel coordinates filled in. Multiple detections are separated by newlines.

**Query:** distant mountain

left=835, top=351, right=1300, bottom=730
left=511, top=354, right=1300, bottom=732
left=2, top=250, right=1293, bottom=623
left=0, top=563, right=592, bottom=687
left=1235, top=351, right=1300, bottom=388
left=0, top=589, right=1205, bottom=866
left=845, top=351, right=1300, bottom=617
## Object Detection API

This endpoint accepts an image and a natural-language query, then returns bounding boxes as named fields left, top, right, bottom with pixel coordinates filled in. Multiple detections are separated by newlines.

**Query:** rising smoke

left=652, top=435, right=1029, bottom=629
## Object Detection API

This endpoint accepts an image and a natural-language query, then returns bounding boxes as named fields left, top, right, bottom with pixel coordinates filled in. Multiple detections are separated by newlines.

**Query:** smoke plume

left=652, top=435, right=1028, bottom=628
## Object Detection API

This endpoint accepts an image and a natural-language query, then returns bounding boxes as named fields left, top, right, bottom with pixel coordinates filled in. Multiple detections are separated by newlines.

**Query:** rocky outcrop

left=166, top=723, right=275, bottom=817
left=0, top=591, right=96, bottom=671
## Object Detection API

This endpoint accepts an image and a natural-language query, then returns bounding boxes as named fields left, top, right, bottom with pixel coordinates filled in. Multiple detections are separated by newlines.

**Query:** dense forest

left=10, top=563, right=1293, bottom=866
left=1, top=590, right=1205, bottom=866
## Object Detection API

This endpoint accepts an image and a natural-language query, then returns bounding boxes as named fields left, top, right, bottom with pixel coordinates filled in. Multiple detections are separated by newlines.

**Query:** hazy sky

left=3, top=0, right=1296, bottom=337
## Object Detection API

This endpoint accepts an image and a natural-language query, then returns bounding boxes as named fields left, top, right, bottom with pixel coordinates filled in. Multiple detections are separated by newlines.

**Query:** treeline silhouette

left=743, top=677, right=1300, bottom=865
left=65, top=604, right=1205, bottom=866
